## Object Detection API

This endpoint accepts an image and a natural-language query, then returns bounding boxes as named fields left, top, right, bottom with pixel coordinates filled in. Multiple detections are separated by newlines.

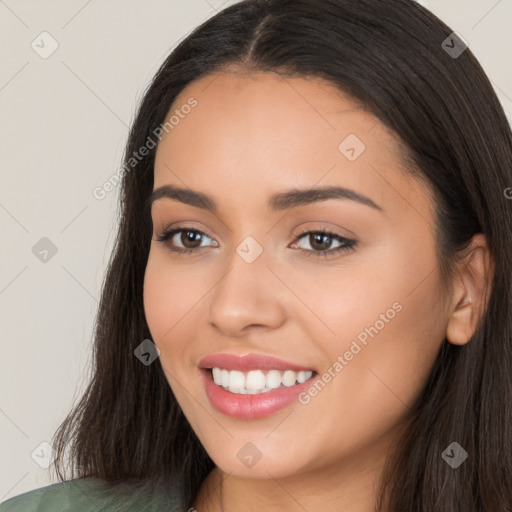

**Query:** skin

left=143, top=69, right=492, bottom=511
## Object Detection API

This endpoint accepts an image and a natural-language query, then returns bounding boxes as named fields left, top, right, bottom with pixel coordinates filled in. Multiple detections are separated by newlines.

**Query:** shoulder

left=0, top=477, right=185, bottom=512
left=0, top=478, right=103, bottom=512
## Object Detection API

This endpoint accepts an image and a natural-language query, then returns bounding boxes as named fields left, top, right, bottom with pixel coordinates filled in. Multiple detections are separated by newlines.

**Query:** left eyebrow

left=146, top=184, right=383, bottom=213
left=268, top=186, right=383, bottom=212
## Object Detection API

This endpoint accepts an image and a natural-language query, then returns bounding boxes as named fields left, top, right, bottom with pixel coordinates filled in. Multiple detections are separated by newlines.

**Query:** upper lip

left=199, top=353, right=316, bottom=372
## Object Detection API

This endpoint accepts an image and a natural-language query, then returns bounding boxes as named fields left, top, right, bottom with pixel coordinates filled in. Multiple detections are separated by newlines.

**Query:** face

left=143, top=70, right=450, bottom=481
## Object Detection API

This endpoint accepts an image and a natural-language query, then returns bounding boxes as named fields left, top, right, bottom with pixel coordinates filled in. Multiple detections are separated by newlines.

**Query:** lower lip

left=200, top=369, right=317, bottom=420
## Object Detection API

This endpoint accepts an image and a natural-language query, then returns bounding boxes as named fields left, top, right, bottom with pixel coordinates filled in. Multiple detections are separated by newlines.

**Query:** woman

left=2, top=0, right=511, bottom=510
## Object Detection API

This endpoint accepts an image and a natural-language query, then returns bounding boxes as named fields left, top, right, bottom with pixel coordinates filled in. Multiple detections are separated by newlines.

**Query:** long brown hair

left=52, top=1, right=512, bottom=510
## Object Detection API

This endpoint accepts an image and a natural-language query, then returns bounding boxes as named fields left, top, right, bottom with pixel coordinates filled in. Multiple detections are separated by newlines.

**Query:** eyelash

left=155, top=226, right=357, bottom=259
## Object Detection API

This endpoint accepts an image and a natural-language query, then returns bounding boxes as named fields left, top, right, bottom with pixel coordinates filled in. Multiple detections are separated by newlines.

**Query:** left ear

left=445, top=233, right=494, bottom=346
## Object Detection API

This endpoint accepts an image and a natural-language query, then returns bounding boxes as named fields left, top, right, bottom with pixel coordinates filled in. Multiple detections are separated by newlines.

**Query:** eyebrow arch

left=146, top=184, right=383, bottom=213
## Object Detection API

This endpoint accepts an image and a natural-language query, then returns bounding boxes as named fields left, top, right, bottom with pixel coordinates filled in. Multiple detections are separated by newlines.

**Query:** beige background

left=1, top=0, right=511, bottom=500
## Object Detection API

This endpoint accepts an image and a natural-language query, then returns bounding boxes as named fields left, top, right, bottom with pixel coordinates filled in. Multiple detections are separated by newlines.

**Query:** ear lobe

left=445, top=233, right=494, bottom=346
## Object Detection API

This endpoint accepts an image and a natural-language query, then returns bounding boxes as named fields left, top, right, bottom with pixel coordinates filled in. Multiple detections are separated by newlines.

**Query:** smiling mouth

left=208, top=367, right=317, bottom=394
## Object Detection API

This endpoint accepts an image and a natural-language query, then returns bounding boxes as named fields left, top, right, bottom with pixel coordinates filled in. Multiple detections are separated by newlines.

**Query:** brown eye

left=155, top=227, right=218, bottom=254
left=292, top=230, right=357, bottom=258
left=307, top=233, right=334, bottom=251
left=179, top=230, right=204, bottom=249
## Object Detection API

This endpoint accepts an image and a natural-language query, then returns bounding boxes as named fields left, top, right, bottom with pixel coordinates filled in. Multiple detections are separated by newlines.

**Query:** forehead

left=153, top=70, right=434, bottom=225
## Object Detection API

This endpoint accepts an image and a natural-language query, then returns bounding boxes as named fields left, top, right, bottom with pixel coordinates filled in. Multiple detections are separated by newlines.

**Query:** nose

left=207, top=247, right=287, bottom=337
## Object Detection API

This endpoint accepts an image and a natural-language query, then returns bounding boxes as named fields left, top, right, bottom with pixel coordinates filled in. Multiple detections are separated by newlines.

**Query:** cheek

left=143, top=249, right=192, bottom=341
left=143, top=256, right=168, bottom=340
left=302, top=238, right=444, bottom=407
left=142, top=249, right=210, bottom=386
left=289, top=280, right=445, bottom=466
left=143, top=252, right=193, bottom=394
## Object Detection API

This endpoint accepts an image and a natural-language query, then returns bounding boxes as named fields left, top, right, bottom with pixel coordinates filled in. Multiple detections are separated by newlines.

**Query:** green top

left=0, top=477, right=185, bottom=512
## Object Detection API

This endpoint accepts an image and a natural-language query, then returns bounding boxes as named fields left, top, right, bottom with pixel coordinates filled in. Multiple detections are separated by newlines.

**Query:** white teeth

left=221, top=369, right=230, bottom=387
left=210, top=367, right=313, bottom=394
left=212, top=367, right=221, bottom=384
left=229, top=370, right=245, bottom=389
left=246, top=370, right=266, bottom=390
left=282, top=370, right=297, bottom=387
left=266, top=370, right=282, bottom=389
